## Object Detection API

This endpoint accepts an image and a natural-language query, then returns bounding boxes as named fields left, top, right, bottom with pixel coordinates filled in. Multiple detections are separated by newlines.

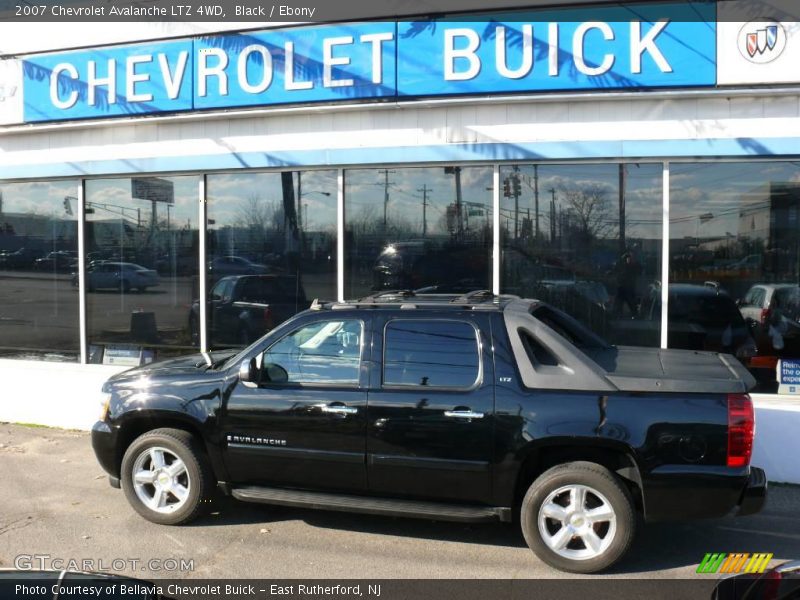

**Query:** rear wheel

left=120, top=428, right=215, bottom=525
left=520, top=461, right=636, bottom=573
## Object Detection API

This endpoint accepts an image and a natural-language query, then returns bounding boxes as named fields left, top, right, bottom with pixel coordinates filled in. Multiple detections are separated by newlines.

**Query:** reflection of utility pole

left=379, top=169, right=396, bottom=234
left=444, top=166, right=463, bottom=241
left=297, top=172, right=303, bottom=232
left=533, top=165, right=540, bottom=240
left=548, top=188, right=557, bottom=242
left=619, top=164, right=626, bottom=254
left=417, top=184, right=432, bottom=237
left=512, top=166, right=521, bottom=240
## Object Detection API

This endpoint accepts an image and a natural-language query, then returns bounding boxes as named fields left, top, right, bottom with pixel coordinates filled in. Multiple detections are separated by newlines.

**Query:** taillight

left=727, top=393, right=754, bottom=468
left=760, top=308, right=771, bottom=324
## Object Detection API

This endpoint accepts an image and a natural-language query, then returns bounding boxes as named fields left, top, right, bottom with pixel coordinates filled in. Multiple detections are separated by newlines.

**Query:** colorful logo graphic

left=738, top=21, right=787, bottom=64
left=697, top=553, right=774, bottom=574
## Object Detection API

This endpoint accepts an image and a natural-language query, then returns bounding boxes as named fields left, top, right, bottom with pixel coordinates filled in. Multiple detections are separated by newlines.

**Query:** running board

left=231, top=486, right=512, bottom=523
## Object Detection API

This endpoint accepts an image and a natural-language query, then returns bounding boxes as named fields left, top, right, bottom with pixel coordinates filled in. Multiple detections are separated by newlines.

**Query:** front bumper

left=736, top=466, right=767, bottom=516
left=91, top=420, right=119, bottom=482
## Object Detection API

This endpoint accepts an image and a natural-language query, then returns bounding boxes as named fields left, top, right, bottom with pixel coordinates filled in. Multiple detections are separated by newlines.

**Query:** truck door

left=221, top=314, right=369, bottom=492
left=366, top=314, right=495, bottom=504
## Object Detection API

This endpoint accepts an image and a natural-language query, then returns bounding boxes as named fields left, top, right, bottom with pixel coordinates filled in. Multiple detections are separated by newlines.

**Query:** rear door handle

left=319, top=403, right=358, bottom=415
left=444, top=409, right=484, bottom=419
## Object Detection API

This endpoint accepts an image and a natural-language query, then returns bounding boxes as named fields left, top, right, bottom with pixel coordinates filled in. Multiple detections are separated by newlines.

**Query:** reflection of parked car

left=0, top=247, right=37, bottom=270
left=372, top=241, right=489, bottom=291
left=190, top=274, right=308, bottom=346
left=34, top=251, right=77, bottom=272
left=156, top=253, right=197, bottom=276
left=77, top=262, right=160, bottom=292
left=208, top=256, right=269, bottom=280
left=619, top=284, right=757, bottom=362
left=738, top=284, right=800, bottom=350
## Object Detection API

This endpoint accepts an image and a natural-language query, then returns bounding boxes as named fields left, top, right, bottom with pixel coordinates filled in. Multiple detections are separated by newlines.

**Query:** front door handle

left=319, top=403, right=358, bottom=415
left=444, top=409, right=484, bottom=419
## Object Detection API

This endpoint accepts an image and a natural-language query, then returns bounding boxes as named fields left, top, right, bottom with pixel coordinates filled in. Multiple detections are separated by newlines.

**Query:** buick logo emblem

left=738, top=20, right=787, bottom=63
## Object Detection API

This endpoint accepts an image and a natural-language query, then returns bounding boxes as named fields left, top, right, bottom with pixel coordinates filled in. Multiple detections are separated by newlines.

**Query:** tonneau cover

left=582, top=346, right=756, bottom=394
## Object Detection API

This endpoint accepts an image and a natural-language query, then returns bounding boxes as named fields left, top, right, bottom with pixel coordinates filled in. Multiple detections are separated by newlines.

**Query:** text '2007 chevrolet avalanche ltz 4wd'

left=91, top=291, right=767, bottom=573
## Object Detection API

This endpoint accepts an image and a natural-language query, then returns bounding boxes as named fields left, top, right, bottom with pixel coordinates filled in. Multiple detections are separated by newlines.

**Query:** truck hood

left=584, top=346, right=756, bottom=394
left=105, top=351, right=237, bottom=385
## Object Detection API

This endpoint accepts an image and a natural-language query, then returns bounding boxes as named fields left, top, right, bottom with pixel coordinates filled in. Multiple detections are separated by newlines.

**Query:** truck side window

left=260, top=319, right=363, bottom=385
left=383, top=320, right=480, bottom=388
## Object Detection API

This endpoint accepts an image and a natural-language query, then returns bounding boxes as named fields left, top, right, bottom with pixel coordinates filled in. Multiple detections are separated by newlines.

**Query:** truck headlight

left=99, top=392, right=112, bottom=421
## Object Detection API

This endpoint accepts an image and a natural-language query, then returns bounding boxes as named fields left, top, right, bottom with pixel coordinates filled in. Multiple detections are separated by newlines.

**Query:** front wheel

left=520, top=461, right=636, bottom=574
left=120, top=428, right=215, bottom=525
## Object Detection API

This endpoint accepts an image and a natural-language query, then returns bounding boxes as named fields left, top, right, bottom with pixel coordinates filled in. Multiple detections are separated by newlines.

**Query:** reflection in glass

left=206, top=171, right=336, bottom=348
left=500, top=164, right=663, bottom=346
left=261, top=319, right=362, bottom=384
left=0, top=181, right=79, bottom=361
left=85, top=176, right=199, bottom=362
left=670, top=162, right=800, bottom=392
left=383, top=320, right=480, bottom=388
left=345, top=166, right=493, bottom=298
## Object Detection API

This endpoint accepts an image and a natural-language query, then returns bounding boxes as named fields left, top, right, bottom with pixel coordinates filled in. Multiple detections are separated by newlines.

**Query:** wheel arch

left=512, top=440, right=644, bottom=517
left=115, top=413, right=225, bottom=481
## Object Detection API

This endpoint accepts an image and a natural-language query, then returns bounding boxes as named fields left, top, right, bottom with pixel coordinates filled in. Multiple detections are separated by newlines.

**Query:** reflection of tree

left=235, top=194, right=283, bottom=233
left=559, top=182, right=613, bottom=240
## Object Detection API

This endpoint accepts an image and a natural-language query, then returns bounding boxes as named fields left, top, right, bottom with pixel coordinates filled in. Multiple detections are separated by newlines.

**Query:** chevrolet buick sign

left=18, top=2, right=717, bottom=123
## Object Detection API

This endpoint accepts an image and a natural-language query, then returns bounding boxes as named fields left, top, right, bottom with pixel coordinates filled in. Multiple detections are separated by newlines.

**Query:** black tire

left=520, top=461, right=636, bottom=574
left=120, top=279, right=131, bottom=293
left=137, top=286, right=146, bottom=293
left=120, top=428, right=215, bottom=525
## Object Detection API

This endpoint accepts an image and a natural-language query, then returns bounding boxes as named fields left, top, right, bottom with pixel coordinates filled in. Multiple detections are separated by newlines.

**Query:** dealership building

left=0, top=2, right=798, bottom=482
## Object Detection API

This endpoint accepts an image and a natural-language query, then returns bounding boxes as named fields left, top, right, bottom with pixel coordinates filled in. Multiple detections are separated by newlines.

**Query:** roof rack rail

left=451, top=289, right=494, bottom=304
left=359, top=290, right=416, bottom=302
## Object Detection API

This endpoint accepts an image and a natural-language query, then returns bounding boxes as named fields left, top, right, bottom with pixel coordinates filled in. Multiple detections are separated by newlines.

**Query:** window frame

left=257, top=316, right=366, bottom=389
left=380, top=317, right=484, bottom=392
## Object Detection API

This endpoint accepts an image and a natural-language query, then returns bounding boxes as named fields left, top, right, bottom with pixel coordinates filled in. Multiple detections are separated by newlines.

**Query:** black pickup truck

left=92, top=292, right=766, bottom=573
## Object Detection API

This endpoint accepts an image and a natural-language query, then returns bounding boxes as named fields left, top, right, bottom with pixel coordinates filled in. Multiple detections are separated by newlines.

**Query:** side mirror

left=239, top=358, right=259, bottom=386
left=262, top=362, right=288, bottom=384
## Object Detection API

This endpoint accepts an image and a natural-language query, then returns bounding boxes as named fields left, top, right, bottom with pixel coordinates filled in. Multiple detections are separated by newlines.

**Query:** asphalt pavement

left=1, top=423, right=798, bottom=580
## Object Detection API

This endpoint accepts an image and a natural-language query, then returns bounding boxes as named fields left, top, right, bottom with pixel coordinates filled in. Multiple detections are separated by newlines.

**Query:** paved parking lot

left=1, top=423, right=798, bottom=580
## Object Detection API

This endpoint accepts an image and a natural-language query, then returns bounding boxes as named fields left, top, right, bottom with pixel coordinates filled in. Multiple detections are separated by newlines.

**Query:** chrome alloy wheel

left=131, top=446, right=191, bottom=514
left=537, top=484, right=617, bottom=561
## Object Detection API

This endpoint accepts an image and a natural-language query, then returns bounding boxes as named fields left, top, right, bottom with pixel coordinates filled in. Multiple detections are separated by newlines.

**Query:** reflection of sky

left=345, top=166, right=494, bottom=234
left=207, top=170, right=337, bottom=231
left=0, top=180, right=79, bottom=217
left=500, top=163, right=663, bottom=240
left=670, top=162, right=800, bottom=240
left=85, top=176, right=199, bottom=226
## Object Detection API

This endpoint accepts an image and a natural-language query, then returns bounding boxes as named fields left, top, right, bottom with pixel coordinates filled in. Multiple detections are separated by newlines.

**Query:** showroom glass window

left=500, top=163, right=663, bottom=346
left=670, top=161, right=800, bottom=392
left=0, top=181, right=79, bottom=361
left=344, top=166, right=493, bottom=298
left=206, top=170, right=337, bottom=349
left=85, top=176, right=199, bottom=363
